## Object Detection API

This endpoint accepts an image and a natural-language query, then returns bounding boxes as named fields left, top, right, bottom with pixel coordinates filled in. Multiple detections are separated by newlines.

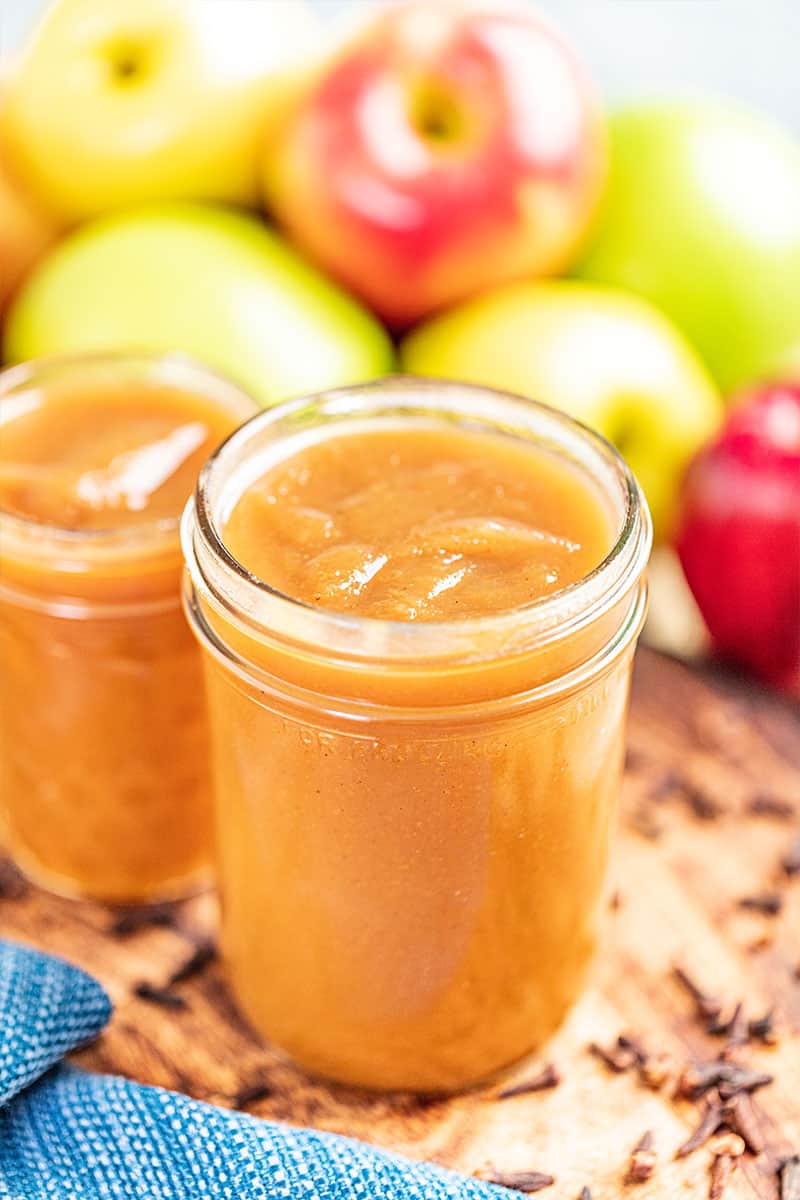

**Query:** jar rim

left=184, top=376, right=652, bottom=666
left=0, top=351, right=258, bottom=563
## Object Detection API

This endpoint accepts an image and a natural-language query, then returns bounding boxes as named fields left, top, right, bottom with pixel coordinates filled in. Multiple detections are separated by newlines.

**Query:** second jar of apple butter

left=0, top=353, right=257, bottom=903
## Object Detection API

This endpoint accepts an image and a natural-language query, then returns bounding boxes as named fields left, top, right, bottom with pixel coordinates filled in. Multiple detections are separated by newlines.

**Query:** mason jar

left=0, top=353, right=256, bottom=902
left=182, top=378, right=651, bottom=1091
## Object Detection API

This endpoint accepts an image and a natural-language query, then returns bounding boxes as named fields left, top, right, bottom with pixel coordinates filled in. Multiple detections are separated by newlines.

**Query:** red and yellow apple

left=265, top=0, right=606, bottom=327
left=3, top=0, right=319, bottom=224
left=401, top=279, right=722, bottom=539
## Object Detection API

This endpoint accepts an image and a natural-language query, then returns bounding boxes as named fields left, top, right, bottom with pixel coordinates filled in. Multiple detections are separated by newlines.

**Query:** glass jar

left=0, top=354, right=257, bottom=903
left=182, top=378, right=651, bottom=1092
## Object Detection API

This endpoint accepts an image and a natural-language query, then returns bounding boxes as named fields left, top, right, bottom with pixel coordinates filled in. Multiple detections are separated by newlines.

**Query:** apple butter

left=182, top=378, right=651, bottom=1090
left=0, top=354, right=256, bottom=902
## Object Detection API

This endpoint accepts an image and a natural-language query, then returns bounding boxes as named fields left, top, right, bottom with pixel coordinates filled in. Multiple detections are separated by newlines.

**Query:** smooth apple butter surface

left=0, top=356, right=254, bottom=901
left=184, top=382, right=651, bottom=1091
left=224, top=428, right=612, bottom=620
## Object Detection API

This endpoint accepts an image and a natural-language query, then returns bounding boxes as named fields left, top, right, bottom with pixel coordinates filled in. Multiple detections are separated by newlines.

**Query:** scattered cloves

left=748, top=1010, right=778, bottom=1046
left=738, top=893, right=784, bottom=917
left=722, top=1093, right=764, bottom=1155
left=676, top=1100, right=725, bottom=1158
left=747, top=793, right=796, bottom=821
left=588, top=1038, right=640, bottom=1074
left=168, top=940, right=217, bottom=986
left=675, top=1060, right=773, bottom=1102
left=682, top=783, right=722, bottom=821
left=232, top=1080, right=274, bottom=1110
left=497, top=1063, right=561, bottom=1100
left=109, top=903, right=176, bottom=938
left=474, top=1167, right=554, bottom=1193
left=626, top=1130, right=657, bottom=1184
left=673, top=966, right=723, bottom=1021
left=133, top=941, right=216, bottom=1009
left=134, top=981, right=187, bottom=1010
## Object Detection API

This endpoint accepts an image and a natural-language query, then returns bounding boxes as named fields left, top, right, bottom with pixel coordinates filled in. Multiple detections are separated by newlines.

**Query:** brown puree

left=223, top=428, right=614, bottom=621
left=0, top=357, right=255, bottom=902
left=185, top=387, right=650, bottom=1093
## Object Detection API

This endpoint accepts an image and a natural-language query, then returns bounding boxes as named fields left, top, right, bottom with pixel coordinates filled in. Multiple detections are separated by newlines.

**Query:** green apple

left=3, top=0, right=319, bottom=223
left=576, top=101, right=800, bottom=395
left=3, top=204, right=395, bottom=406
left=401, top=280, right=722, bottom=539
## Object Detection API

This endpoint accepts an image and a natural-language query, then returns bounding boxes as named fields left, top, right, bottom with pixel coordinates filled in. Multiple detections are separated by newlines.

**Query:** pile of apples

left=1, top=0, right=798, bottom=694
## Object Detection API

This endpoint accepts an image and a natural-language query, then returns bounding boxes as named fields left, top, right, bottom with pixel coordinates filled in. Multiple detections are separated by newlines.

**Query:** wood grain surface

left=1, top=648, right=798, bottom=1200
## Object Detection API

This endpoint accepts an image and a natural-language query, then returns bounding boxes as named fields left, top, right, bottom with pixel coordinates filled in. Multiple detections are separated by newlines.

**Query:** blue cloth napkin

left=0, top=939, right=507, bottom=1199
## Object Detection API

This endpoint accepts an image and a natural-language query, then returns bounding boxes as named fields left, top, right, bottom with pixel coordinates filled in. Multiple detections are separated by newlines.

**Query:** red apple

left=264, top=0, right=606, bottom=327
left=676, top=383, right=800, bottom=696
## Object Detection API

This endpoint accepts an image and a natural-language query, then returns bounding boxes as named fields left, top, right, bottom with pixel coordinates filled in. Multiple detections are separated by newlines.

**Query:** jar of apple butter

left=0, top=354, right=256, bottom=902
left=182, top=378, right=651, bottom=1091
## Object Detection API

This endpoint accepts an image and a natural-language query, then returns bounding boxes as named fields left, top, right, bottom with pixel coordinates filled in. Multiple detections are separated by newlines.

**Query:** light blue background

left=1, top=0, right=798, bottom=134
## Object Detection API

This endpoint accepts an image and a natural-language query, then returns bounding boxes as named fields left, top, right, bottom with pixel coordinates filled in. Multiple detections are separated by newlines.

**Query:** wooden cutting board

left=1, top=648, right=798, bottom=1200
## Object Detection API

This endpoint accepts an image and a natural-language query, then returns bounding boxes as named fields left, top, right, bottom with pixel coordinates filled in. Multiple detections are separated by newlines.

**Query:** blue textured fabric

left=0, top=941, right=506, bottom=1199
left=0, top=939, right=111, bottom=1106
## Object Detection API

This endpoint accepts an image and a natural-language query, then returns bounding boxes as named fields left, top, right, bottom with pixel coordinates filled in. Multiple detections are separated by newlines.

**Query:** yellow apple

left=401, top=280, right=723, bottom=539
left=0, top=91, right=56, bottom=314
left=3, top=0, right=320, bottom=223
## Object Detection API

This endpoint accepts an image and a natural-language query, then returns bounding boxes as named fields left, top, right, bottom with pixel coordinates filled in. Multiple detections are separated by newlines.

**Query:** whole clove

left=721, top=1093, right=764, bottom=1155
left=717, top=1065, right=774, bottom=1101
left=748, top=1010, right=778, bottom=1046
left=133, top=940, right=216, bottom=1009
left=168, top=940, right=217, bottom=986
left=738, top=893, right=784, bottom=917
left=747, top=793, right=796, bottom=821
left=616, top=1034, right=648, bottom=1065
left=578, top=1190, right=593, bottom=1200
left=474, top=1167, right=554, bottom=1193
left=626, top=1130, right=657, bottom=1184
left=134, top=981, right=188, bottom=1010
left=675, top=1060, right=773, bottom=1101
left=109, top=903, right=176, bottom=938
left=588, top=1037, right=640, bottom=1074
left=707, top=1001, right=748, bottom=1047
left=232, top=1080, right=274, bottom=1110
left=676, top=1101, right=725, bottom=1158
left=497, top=1063, right=561, bottom=1100
left=779, top=1155, right=800, bottom=1200
left=682, top=783, right=722, bottom=821
left=673, top=966, right=723, bottom=1021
